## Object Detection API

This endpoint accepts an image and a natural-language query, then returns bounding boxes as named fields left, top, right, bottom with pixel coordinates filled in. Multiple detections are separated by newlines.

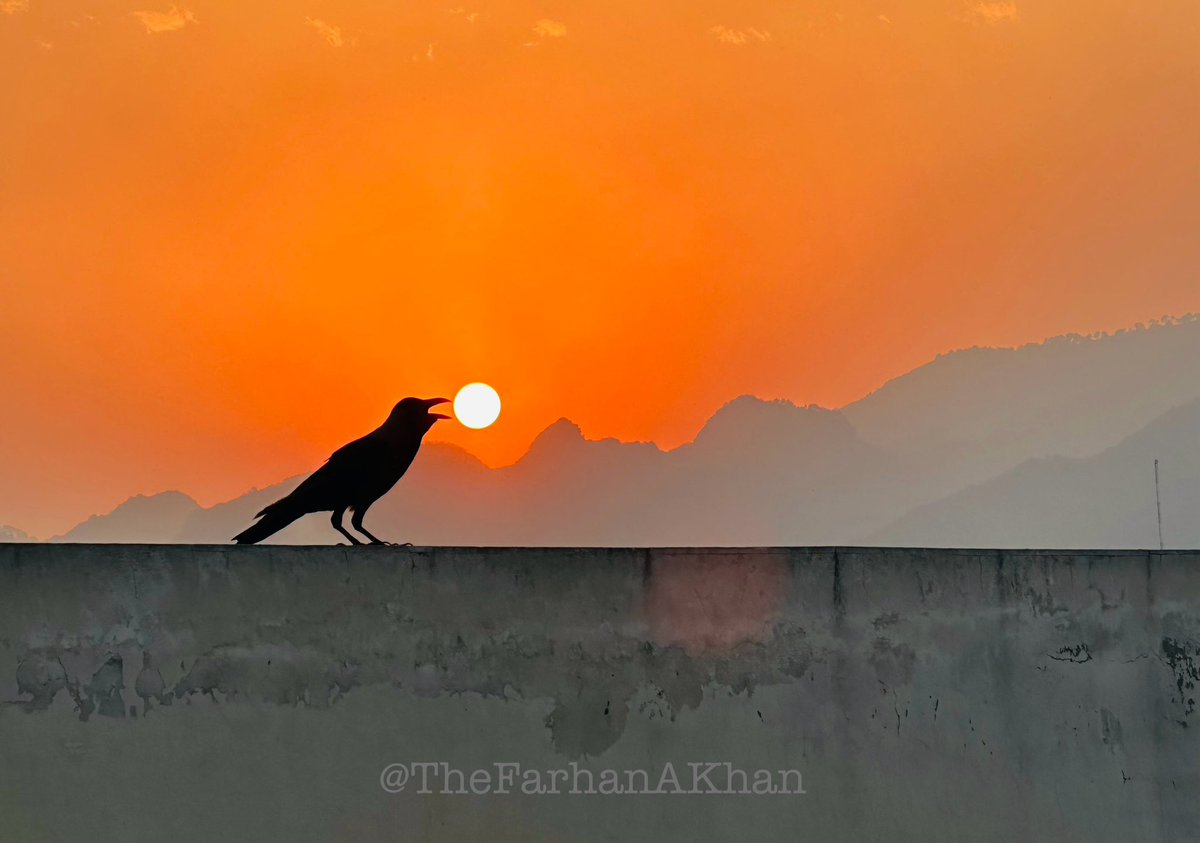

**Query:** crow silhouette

left=232, top=396, right=451, bottom=545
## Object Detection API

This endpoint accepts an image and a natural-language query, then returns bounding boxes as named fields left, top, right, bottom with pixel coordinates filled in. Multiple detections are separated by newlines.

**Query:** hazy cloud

left=132, top=6, right=196, bottom=34
left=447, top=8, right=479, bottom=24
left=967, top=1, right=1019, bottom=24
left=709, top=25, right=771, bottom=46
left=1, top=0, right=29, bottom=14
left=532, top=18, right=566, bottom=38
left=305, top=17, right=348, bottom=47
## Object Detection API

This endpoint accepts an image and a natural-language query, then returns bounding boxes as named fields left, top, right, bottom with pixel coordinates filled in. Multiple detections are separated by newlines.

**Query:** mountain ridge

left=38, top=317, right=1200, bottom=547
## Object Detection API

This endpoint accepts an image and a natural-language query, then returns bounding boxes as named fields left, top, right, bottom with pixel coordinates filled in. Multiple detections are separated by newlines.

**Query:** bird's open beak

left=425, top=397, right=452, bottom=420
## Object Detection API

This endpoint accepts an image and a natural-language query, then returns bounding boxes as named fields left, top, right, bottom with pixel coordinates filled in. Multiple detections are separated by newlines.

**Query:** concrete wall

left=1, top=544, right=1197, bottom=842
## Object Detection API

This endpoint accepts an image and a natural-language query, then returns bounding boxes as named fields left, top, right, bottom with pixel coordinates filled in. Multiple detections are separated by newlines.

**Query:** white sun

left=453, top=383, right=501, bottom=429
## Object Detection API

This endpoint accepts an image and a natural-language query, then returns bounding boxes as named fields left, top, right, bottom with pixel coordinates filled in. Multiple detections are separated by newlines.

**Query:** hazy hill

left=55, top=491, right=201, bottom=543
left=846, top=316, right=1200, bottom=456
left=870, top=398, right=1200, bottom=548
left=0, top=525, right=33, bottom=542
left=841, top=315, right=1200, bottom=513
left=45, top=317, right=1200, bottom=548
left=655, top=397, right=899, bottom=544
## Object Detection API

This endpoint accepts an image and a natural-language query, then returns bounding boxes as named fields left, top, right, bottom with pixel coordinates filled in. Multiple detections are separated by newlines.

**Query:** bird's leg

left=331, top=509, right=362, bottom=545
left=350, top=510, right=402, bottom=546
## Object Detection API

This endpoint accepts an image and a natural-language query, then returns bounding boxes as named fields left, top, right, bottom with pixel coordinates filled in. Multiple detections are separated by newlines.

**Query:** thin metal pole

left=1154, top=459, right=1164, bottom=551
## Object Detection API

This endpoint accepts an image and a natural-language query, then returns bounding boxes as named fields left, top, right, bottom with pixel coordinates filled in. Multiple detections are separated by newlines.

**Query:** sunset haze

left=2, top=0, right=1198, bottom=537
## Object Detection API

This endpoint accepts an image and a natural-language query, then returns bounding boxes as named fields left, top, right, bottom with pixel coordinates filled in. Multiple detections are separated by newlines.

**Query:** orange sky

left=2, top=0, right=1198, bottom=537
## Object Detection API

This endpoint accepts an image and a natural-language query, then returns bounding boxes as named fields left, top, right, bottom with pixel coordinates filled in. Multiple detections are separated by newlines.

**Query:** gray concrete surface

left=0, top=544, right=1197, bottom=842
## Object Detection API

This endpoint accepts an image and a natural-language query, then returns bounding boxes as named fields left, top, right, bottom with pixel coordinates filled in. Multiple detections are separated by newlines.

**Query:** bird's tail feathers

left=233, top=499, right=304, bottom=544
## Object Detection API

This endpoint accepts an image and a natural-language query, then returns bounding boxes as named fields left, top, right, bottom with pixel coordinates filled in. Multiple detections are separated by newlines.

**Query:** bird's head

left=387, top=396, right=452, bottom=432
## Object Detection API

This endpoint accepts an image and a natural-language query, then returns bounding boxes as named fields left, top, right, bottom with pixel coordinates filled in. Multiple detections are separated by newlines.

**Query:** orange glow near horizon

left=2, top=1, right=1199, bottom=536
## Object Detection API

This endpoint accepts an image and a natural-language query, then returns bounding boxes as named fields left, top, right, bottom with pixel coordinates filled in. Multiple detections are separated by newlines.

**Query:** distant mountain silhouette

left=870, top=398, right=1200, bottom=548
left=54, top=491, right=201, bottom=543
left=0, top=524, right=33, bottom=542
left=45, top=316, right=1200, bottom=547
left=844, top=315, right=1200, bottom=503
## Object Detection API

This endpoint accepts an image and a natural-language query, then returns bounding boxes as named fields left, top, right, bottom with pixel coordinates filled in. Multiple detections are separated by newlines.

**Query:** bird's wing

left=325, top=435, right=387, bottom=468
left=272, top=435, right=388, bottom=512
